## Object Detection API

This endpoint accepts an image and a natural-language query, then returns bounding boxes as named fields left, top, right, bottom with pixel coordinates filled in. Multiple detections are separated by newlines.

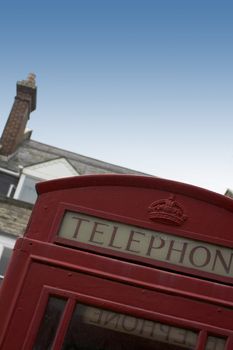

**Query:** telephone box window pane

left=205, top=336, right=226, bottom=350
left=62, top=304, right=197, bottom=350
left=33, top=296, right=66, bottom=350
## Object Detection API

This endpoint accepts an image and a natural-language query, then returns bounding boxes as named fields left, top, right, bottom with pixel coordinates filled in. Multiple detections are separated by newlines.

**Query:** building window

left=14, top=174, right=39, bottom=204
left=13, top=158, right=79, bottom=204
left=0, top=246, right=13, bottom=283
left=6, top=184, right=16, bottom=198
left=0, top=236, right=15, bottom=283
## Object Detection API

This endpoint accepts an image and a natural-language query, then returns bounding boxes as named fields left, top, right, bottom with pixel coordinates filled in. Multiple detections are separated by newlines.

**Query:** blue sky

left=0, top=0, right=232, bottom=194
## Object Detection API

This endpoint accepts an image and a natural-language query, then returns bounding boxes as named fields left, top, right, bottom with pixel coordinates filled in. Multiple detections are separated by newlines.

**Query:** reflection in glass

left=33, top=296, right=66, bottom=349
left=62, top=304, right=197, bottom=350
left=205, top=336, right=226, bottom=350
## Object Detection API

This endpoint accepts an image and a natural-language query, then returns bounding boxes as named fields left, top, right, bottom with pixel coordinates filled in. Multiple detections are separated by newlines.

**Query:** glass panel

left=62, top=304, right=198, bottom=350
left=0, top=247, right=12, bottom=277
left=18, top=176, right=38, bottom=204
left=205, top=336, right=226, bottom=350
left=33, top=296, right=67, bottom=350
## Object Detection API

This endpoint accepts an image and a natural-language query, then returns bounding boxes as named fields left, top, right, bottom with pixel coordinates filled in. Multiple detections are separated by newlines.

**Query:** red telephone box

left=0, top=175, right=233, bottom=349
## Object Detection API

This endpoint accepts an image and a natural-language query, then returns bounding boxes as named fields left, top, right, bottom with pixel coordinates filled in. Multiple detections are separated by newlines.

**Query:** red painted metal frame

left=0, top=175, right=233, bottom=349
left=1, top=238, right=233, bottom=349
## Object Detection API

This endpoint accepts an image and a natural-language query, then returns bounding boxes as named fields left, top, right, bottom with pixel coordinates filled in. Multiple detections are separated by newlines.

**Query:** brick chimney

left=0, top=73, right=37, bottom=157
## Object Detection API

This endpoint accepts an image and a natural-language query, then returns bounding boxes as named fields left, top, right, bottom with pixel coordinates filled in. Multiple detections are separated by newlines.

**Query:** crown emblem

left=148, top=195, right=187, bottom=226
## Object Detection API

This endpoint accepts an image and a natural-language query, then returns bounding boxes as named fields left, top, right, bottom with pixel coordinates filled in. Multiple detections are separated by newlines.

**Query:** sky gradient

left=0, top=0, right=232, bottom=194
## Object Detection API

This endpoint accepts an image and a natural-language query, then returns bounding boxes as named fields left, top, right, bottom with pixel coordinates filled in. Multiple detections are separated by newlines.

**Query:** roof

left=0, top=139, right=148, bottom=176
